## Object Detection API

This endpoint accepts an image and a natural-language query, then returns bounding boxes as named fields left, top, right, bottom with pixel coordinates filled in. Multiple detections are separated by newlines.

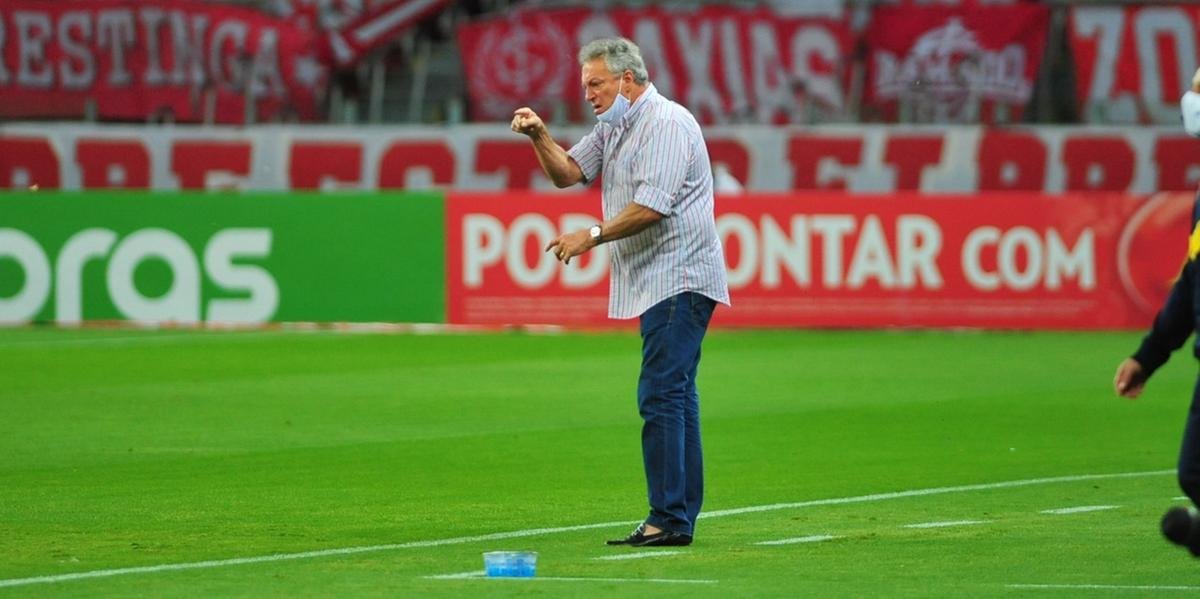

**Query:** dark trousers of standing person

left=1180, top=377, right=1200, bottom=504
left=637, top=291, right=717, bottom=536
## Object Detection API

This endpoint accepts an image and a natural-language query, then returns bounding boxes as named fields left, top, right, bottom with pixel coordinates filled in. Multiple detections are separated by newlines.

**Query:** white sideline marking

left=427, top=570, right=484, bottom=579
left=1009, top=583, right=1200, bottom=591
left=696, top=469, right=1169, bottom=519
left=0, top=469, right=1171, bottom=589
left=592, top=551, right=685, bottom=561
left=1174, top=496, right=1190, bottom=501
left=1039, top=505, right=1118, bottom=515
left=902, top=520, right=988, bottom=529
left=0, top=522, right=635, bottom=589
left=756, top=535, right=840, bottom=546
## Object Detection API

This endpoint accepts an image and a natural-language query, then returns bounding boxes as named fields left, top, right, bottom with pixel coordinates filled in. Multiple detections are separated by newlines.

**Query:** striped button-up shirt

left=568, top=84, right=730, bottom=319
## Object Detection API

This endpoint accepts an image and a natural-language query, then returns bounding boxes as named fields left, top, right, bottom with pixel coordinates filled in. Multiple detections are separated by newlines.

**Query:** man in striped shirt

left=510, top=37, right=730, bottom=547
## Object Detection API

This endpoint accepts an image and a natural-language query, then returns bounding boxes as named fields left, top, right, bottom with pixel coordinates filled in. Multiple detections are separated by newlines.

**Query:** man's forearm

left=529, top=131, right=580, bottom=188
left=598, top=203, right=663, bottom=243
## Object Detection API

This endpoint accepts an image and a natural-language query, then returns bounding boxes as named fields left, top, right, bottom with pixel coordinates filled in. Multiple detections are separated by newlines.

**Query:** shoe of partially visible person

left=606, top=523, right=693, bottom=547
left=1161, top=505, right=1200, bottom=556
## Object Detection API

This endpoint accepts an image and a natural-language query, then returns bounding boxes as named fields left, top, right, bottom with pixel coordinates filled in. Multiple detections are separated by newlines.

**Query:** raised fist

left=511, top=107, right=545, bottom=137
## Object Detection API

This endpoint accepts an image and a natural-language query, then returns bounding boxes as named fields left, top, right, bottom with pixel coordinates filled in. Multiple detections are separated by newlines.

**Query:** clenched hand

left=511, top=107, right=546, bottom=138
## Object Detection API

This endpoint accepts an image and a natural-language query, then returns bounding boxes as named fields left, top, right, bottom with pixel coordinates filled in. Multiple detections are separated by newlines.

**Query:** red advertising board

left=1070, top=4, right=1200, bottom=124
left=456, top=6, right=851, bottom=125
left=865, top=4, right=1049, bottom=123
left=446, top=194, right=613, bottom=327
left=0, top=0, right=326, bottom=123
left=447, top=191, right=1192, bottom=330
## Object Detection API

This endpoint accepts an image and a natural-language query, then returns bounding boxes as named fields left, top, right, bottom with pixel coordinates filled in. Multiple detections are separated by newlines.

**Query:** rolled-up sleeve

left=632, top=119, right=689, bottom=216
left=567, top=127, right=604, bottom=183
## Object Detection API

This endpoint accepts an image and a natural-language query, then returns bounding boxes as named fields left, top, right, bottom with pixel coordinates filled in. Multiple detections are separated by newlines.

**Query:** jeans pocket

left=640, top=294, right=678, bottom=337
left=688, top=293, right=716, bottom=328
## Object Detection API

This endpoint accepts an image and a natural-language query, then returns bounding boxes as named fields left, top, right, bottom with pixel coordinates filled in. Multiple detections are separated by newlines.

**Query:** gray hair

left=577, top=38, right=649, bottom=84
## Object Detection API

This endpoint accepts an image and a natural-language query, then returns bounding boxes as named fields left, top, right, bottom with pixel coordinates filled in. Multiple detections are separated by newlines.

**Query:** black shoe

left=1161, top=506, right=1200, bottom=556
left=606, top=523, right=693, bottom=547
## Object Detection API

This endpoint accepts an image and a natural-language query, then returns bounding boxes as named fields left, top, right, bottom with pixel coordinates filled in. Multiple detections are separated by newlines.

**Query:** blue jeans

left=638, top=292, right=717, bottom=536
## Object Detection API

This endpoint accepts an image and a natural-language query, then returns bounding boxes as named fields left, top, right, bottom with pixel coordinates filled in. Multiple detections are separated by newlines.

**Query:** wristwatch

left=589, top=224, right=603, bottom=244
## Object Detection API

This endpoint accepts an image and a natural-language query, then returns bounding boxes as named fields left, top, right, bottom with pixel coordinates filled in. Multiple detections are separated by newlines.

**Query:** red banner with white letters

left=1070, top=5, right=1200, bottom=124
left=446, top=191, right=1191, bottom=329
left=455, top=6, right=851, bottom=125
left=5, top=123, right=1200, bottom=194
left=0, top=0, right=327, bottom=123
left=865, top=4, right=1049, bottom=123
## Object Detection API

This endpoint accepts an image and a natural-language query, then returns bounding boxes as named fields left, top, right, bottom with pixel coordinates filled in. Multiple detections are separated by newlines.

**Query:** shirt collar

left=618, top=83, right=657, bottom=126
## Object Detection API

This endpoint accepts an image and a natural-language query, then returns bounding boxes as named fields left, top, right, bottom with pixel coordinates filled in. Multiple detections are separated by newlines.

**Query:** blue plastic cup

left=483, top=551, right=538, bottom=577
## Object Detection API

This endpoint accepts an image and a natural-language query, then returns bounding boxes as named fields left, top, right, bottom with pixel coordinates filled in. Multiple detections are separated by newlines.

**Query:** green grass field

left=0, top=327, right=1197, bottom=596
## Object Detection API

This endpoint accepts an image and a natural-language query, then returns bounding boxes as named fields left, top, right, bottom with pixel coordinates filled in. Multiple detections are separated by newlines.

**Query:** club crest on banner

left=873, top=18, right=1030, bottom=121
left=865, top=5, right=1048, bottom=123
left=469, top=15, right=572, bottom=119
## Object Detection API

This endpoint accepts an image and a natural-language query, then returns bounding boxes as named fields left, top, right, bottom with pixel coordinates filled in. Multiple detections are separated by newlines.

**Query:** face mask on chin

left=596, top=78, right=630, bottom=125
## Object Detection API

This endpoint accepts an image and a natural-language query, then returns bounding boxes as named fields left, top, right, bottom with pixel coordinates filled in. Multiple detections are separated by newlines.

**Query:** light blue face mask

left=596, top=78, right=630, bottom=125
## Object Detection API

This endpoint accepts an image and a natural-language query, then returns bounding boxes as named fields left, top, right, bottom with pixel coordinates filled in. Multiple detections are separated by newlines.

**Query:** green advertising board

left=0, top=192, right=445, bottom=324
